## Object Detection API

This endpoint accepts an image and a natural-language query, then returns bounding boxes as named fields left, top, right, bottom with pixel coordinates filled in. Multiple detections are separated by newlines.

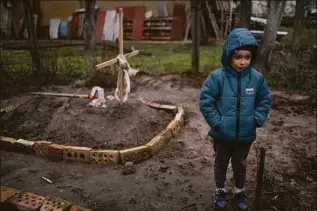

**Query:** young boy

left=199, top=28, right=271, bottom=210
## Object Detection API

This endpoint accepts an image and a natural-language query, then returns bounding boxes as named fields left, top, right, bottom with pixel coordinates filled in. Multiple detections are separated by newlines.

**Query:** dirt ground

left=1, top=73, right=316, bottom=211
left=0, top=95, right=174, bottom=150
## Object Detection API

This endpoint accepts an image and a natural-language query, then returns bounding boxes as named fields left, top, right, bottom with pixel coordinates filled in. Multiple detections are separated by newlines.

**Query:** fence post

left=255, top=147, right=266, bottom=211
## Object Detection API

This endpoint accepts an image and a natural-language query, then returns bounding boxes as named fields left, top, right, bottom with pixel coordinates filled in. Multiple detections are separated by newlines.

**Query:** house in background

left=2, top=0, right=190, bottom=41
left=2, top=0, right=310, bottom=42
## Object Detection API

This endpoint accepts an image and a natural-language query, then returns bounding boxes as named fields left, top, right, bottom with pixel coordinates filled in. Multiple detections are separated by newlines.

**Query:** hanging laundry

left=113, top=13, right=120, bottom=41
left=157, top=0, right=168, bottom=17
left=49, top=18, right=61, bottom=39
left=102, top=10, right=117, bottom=41
left=59, top=20, right=68, bottom=38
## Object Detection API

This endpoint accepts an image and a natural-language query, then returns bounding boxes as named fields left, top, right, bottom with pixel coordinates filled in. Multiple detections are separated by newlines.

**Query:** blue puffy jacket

left=199, top=28, right=271, bottom=143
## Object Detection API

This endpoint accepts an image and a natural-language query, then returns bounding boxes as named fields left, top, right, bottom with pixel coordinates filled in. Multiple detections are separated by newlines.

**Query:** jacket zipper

left=236, top=72, right=241, bottom=143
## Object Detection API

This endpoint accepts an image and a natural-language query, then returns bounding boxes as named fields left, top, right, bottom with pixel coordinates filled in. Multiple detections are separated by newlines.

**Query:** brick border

left=0, top=186, right=91, bottom=210
left=0, top=99, right=185, bottom=165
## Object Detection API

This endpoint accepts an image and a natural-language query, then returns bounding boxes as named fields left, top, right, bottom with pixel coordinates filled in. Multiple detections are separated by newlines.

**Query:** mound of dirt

left=0, top=96, right=174, bottom=150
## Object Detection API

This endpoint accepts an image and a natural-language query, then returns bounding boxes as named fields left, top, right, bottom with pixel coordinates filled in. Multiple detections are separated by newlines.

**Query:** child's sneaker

left=214, top=189, right=228, bottom=209
left=235, top=190, right=248, bottom=211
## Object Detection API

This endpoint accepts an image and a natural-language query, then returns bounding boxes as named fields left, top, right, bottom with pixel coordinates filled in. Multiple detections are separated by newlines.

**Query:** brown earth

left=0, top=95, right=174, bottom=150
left=0, top=73, right=316, bottom=211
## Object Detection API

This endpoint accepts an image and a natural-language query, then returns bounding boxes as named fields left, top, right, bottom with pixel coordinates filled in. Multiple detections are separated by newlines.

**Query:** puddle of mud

left=0, top=96, right=174, bottom=150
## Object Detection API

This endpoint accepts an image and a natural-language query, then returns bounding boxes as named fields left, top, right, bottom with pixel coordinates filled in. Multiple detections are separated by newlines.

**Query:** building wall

left=39, top=0, right=190, bottom=26
left=40, top=1, right=80, bottom=25
left=95, top=1, right=189, bottom=17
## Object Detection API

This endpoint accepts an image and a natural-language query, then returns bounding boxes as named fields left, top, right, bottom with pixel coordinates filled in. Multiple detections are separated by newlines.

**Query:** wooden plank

left=96, top=11, right=106, bottom=41
left=183, top=6, right=191, bottom=44
left=95, top=50, right=139, bottom=70
left=224, top=0, right=233, bottom=36
left=132, top=7, right=146, bottom=40
left=118, top=8, right=124, bottom=103
left=31, top=92, right=89, bottom=98
left=143, top=26, right=172, bottom=30
left=200, top=13, right=206, bottom=37
left=171, top=4, right=186, bottom=41
left=205, top=1, right=220, bottom=40
left=119, top=8, right=124, bottom=55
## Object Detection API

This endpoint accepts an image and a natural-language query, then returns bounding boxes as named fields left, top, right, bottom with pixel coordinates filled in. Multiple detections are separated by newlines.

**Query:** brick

left=0, top=186, right=21, bottom=202
left=120, top=146, right=150, bottom=164
left=33, top=141, right=52, bottom=157
left=15, top=139, right=35, bottom=154
left=7, top=192, right=46, bottom=211
left=0, top=136, right=17, bottom=151
left=146, top=129, right=173, bottom=155
left=166, top=120, right=181, bottom=136
left=39, top=196, right=71, bottom=211
left=90, top=150, right=120, bottom=164
left=48, top=144, right=65, bottom=161
left=63, top=146, right=91, bottom=163
left=69, top=205, right=92, bottom=211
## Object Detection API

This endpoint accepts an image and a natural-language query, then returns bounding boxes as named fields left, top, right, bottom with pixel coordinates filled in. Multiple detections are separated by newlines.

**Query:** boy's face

left=231, top=50, right=252, bottom=72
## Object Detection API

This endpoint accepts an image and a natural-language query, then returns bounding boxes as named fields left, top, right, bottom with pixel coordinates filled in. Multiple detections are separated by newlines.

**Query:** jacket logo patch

left=245, top=88, right=254, bottom=95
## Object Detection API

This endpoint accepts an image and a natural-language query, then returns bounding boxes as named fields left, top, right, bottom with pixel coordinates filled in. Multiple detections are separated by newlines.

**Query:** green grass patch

left=127, top=43, right=223, bottom=73
left=1, top=42, right=315, bottom=97
left=1, top=44, right=224, bottom=86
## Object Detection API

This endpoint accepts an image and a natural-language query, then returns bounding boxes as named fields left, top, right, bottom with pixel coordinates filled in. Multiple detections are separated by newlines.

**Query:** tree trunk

left=238, top=0, right=252, bottom=28
left=22, top=0, right=43, bottom=87
left=84, top=0, right=96, bottom=50
left=267, top=0, right=271, bottom=10
left=191, top=0, right=200, bottom=72
left=84, top=0, right=96, bottom=72
left=254, top=1, right=286, bottom=75
left=292, top=0, right=307, bottom=54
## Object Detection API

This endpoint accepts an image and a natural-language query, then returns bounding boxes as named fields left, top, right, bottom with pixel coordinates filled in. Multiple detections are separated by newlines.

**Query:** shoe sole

left=213, top=204, right=229, bottom=211
left=236, top=207, right=249, bottom=211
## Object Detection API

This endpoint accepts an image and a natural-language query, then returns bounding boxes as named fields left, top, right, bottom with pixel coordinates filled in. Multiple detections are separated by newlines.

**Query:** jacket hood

left=221, top=28, right=258, bottom=68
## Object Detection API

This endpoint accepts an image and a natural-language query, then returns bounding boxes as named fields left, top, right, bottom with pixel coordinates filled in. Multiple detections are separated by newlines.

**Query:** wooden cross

left=95, top=8, right=139, bottom=104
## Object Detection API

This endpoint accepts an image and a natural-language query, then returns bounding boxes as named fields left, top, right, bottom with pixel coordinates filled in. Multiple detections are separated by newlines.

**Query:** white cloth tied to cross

left=114, top=54, right=139, bottom=102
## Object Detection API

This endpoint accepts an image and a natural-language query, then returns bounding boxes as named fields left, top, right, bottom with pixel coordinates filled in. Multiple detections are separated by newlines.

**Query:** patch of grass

left=2, top=42, right=314, bottom=97
left=128, top=44, right=223, bottom=73
left=1, top=44, right=223, bottom=83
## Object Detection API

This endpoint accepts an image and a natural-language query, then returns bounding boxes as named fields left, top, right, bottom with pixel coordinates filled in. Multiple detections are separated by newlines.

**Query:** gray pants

left=213, top=141, right=251, bottom=189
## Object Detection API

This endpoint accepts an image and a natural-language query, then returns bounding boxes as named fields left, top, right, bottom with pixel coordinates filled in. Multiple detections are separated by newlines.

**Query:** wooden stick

left=118, top=8, right=124, bottom=103
left=119, top=8, right=124, bottom=55
left=41, top=176, right=53, bottom=184
left=31, top=92, right=89, bottom=98
left=68, top=88, right=82, bottom=102
left=255, top=147, right=266, bottom=211
left=95, top=50, right=139, bottom=70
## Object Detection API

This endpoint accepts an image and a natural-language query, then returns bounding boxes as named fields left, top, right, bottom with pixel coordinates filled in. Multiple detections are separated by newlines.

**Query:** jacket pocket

left=239, top=115, right=256, bottom=137
left=219, top=116, right=236, bottom=138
